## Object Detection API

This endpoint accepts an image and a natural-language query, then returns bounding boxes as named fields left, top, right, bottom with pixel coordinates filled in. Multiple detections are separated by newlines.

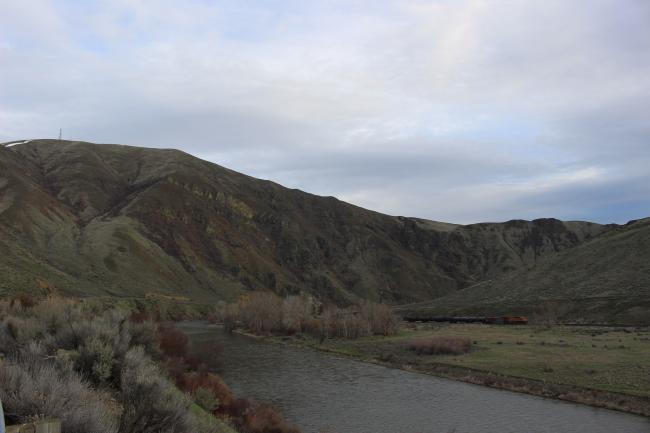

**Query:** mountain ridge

left=1, top=139, right=634, bottom=321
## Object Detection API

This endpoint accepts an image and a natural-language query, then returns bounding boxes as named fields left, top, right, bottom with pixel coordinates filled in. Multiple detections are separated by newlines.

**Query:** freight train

left=403, top=315, right=528, bottom=325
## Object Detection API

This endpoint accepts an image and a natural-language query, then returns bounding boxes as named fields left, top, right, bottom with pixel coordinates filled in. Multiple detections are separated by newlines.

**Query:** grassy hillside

left=400, top=218, right=650, bottom=324
left=0, top=139, right=612, bottom=306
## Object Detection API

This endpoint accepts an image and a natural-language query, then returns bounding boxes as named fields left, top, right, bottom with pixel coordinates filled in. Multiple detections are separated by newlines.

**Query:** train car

left=403, top=315, right=528, bottom=325
left=502, top=316, right=529, bottom=325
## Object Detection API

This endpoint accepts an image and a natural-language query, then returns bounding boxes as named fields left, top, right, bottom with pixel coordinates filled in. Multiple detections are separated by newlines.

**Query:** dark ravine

left=398, top=217, right=650, bottom=325
left=1, top=139, right=647, bottom=322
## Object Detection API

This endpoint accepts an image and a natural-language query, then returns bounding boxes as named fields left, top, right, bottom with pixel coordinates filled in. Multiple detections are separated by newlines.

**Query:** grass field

left=277, top=323, right=650, bottom=414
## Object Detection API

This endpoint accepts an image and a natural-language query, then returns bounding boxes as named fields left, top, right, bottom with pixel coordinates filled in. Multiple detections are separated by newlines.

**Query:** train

left=403, top=315, right=529, bottom=325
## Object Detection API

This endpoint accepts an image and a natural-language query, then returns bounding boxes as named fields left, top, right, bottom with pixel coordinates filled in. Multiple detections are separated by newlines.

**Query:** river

left=179, top=322, right=650, bottom=433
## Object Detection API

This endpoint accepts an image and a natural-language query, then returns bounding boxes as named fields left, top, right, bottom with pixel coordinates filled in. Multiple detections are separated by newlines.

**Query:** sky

left=1, top=0, right=649, bottom=224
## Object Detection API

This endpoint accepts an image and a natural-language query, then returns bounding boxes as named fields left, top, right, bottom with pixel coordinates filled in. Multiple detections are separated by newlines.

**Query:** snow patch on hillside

left=4, top=140, right=31, bottom=147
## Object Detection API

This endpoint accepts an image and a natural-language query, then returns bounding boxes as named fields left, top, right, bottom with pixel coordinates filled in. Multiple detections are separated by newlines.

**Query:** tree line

left=214, top=292, right=400, bottom=339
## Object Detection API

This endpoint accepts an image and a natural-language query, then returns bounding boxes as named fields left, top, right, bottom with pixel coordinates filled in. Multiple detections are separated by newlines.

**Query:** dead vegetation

left=408, top=336, right=472, bottom=355
left=214, top=291, right=399, bottom=340
left=0, top=295, right=302, bottom=433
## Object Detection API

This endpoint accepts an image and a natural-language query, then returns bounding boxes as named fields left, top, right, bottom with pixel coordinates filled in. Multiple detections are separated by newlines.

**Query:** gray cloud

left=1, top=0, right=649, bottom=224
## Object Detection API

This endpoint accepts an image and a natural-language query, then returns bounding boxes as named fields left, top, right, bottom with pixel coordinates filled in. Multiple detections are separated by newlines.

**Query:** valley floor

left=268, top=323, right=650, bottom=417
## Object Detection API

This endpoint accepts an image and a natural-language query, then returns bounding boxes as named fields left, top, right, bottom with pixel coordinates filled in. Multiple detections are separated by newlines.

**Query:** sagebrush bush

left=129, top=319, right=163, bottom=360
left=0, top=351, right=118, bottom=433
left=31, top=296, right=79, bottom=334
left=0, top=295, right=300, bottom=433
left=193, top=387, right=220, bottom=412
left=0, top=316, right=45, bottom=355
left=408, top=336, right=472, bottom=355
left=75, top=336, right=116, bottom=384
left=189, top=407, right=233, bottom=433
left=119, top=346, right=193, bottom=433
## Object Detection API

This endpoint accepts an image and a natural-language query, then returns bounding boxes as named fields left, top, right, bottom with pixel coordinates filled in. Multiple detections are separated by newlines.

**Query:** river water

left=180, top=322, right=650, bottom=433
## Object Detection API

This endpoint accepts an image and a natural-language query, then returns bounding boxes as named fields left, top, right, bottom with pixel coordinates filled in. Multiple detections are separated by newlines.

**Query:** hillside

left=400, top=218, right=650, bottom=324
left=0, top=140, right=608, bottom=305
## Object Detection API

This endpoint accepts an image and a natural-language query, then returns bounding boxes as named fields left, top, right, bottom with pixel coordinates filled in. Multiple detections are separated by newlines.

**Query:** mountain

left=0, top=139, right=613, bottom=308
left=400, top=218, right=650, bottom=324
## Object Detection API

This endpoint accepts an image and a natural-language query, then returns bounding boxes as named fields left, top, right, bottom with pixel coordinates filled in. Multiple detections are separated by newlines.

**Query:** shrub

left=303, top=318, right=322, bottom=338
left=48, top=309, right=131, bottom=384
left=129, top=310, right=152, bottom=323
left=32, top=296, right=80, bottom=335
left=209, top=301, right=232, bottom=325
left=0, top=355, right=118, bottom=433
left=316, top=303, right=398, bottom=340
left=239, top=292, right=283, bottom=334
left=241, top=402, right=301, bottom=433
left=188, top=405, right=231, bottom=433
left=50, top=314, right=95, bottom=351
left=360, top=302, right=399, bottom=336
left=408, top=336, right=472, bottom=355
left=159, top=324, right=190, bottom=359
left=222, top=303, right=240, bottom=333
left=177, top=372, right=234, bottom=411
left=165, top=356, right=189, bottom=385
left=321, top=307, right=371, bottom=339
left=319, top=308, right=336, bottom=340
left=0, top=297, right=252, bottom=433
left=10, top=292, right=37, bottom=310
left=223, top=294, right=399, bottom=341
left=0, top=317, right=45, bottom=357
left=130, top=319, right=163, bottom=360
left=119, top=347, right=192, bottom=433
left=340, top=312, right=371, bottom=339
left=282, top=295, right=314, bottom=333
left=193, top=387, right=220, bottom=412
left=74, top=336, right=115, bottom=384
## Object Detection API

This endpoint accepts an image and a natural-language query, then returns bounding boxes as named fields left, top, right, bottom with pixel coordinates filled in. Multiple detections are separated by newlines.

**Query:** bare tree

left=359, top=302, right=399, bottom=336
left=533, top=301, right=560, bottom=328
left=239, top=292, right=283, bottom=334
left=282, top=294, right=314, bottom=333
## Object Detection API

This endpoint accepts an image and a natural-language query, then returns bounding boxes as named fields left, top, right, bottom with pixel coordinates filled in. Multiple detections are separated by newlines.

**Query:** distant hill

left=399, top=218, right=650, bottom=324
left=0, top=140, right=633, bottom=321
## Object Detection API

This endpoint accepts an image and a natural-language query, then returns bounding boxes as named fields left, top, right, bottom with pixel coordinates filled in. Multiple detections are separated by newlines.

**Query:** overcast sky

left=1, top=0, right=649, bottom=224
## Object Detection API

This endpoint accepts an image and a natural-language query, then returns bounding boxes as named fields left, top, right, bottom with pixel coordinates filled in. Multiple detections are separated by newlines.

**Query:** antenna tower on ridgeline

left=58, top=128, right=62, bottom=140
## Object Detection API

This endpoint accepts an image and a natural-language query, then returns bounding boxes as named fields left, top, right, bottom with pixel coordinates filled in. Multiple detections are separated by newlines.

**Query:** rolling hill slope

left=0, top=139, right=609, bottom=305
left=400, top=218, right=650, bottom=324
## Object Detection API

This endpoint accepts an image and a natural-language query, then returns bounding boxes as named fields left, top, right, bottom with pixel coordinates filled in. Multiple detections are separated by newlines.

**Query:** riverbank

left=237, top=323, right=650, bottom=417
